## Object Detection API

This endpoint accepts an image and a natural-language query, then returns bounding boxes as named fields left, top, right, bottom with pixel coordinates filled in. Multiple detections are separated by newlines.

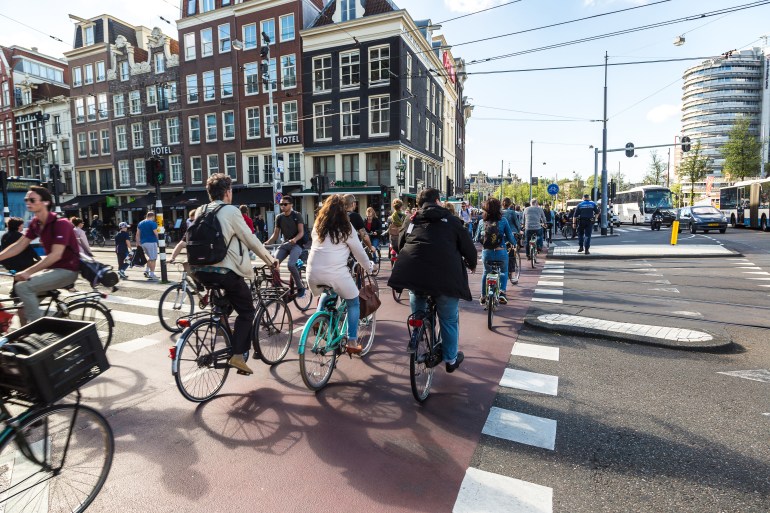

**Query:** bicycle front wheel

left=410, top=322, right=434, bottom=403
left=487, top=292, right=495, bottom=330
left=357, top=311, right=377, bottom=356
left=509, top=249, right=521, bottom=285
left=254, top=299, right=293, bottom=365
left=299, top=313, right=336, bottom=391
left=293, top=277, right=314, bottom=312
left=174, top=319, right=231, bottom=402
left=158, top=283, right=195, bottom=333
left=0, top=403, right=114, bottom=513
left=63, top=302, right=114, bottom=350
left=97, top=236, right=106, bottom=248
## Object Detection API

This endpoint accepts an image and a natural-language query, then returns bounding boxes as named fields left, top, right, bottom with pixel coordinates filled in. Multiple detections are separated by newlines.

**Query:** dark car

left=654, top=208, right=677, bottom=226
left=679, top=206, right=728, bottom=234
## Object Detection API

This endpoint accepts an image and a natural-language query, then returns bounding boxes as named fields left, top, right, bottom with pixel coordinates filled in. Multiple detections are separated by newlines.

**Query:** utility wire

left=473, top=105, right=594, bottom=121
left=0, top=12, right=67, bottom=45
left=436, top=0, right=523, bottom=24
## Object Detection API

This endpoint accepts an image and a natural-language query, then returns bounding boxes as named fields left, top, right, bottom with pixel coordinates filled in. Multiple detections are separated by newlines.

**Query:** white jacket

left=306, top=224, right=371, bottom=299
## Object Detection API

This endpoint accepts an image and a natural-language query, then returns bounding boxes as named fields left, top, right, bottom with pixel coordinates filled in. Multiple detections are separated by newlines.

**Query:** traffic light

left=146, top=158, right=166, bottom=187
left=49, top=164, right=60, bottom=181
left=380, top=184, right=389, bottom=201
left=310, top=175, right=319, bottom=194
left=681, top=136, right=691, bottom=152
left=156, top=158, right=166, bottom=186
left=610, top=179, right=617, bottom=200
left=446, top=177, right=454, bottom=197
left=625, top=142, right=635, bottom=158
left=146, top=159, right=156, bottom=186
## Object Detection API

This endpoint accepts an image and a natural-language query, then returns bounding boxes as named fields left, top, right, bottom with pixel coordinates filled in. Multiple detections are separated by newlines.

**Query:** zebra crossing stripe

left=454, top=467, right=553, bottom=513
left=112, top=337, right=161, bottom=353
left=512, top=342, right=559, bottom=361
left=500, top=368, right=558, bottom=396
left=482, top=406, right=557, bottom=450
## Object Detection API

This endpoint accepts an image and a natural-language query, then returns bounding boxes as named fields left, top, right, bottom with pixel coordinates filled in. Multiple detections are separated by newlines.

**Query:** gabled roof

left=312, top=0, right=400, bottom=28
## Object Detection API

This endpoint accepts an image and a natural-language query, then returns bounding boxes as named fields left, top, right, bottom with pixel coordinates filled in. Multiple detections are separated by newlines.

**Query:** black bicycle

left=507, top=239, right=521, bottom=285
left=407, top=296, right=444, bottom=403
left=87, top=229, right=106, bottom=248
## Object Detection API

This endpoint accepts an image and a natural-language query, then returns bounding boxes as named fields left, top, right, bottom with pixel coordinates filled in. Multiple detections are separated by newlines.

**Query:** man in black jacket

left=388, top=188, right=477, bottom=373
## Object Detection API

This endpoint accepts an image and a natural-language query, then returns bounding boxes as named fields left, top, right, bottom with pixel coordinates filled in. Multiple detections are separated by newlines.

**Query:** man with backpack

left=265, top=195, right=307, bottom=299
left=476, top=198, right=516, bottom=305
left=186, top=173, right=276, bottom=375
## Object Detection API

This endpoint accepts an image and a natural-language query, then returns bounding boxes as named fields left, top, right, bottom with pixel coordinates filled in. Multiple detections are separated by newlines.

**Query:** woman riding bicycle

left=476, top=198, right=516, bottom=305
left=307, top=195, right=373, bottom=354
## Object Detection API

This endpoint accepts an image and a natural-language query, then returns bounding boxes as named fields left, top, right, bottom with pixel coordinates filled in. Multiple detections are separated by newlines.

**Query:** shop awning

left=116, top=194, right=156, bottom=211
left=321, top=186, right=381, bottom=197
left=60, top=195, right=106, bottom=211
left=292, top=188, right=319, bottom=197
left=173, top=190, right=210, bottom=208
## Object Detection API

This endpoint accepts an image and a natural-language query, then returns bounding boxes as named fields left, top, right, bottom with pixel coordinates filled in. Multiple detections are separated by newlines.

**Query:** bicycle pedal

left=236, top=370, right=252, bottom=376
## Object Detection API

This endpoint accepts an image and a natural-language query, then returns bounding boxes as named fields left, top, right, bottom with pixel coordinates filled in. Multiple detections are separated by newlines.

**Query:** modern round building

left=681, top=48, right=764, bottom=176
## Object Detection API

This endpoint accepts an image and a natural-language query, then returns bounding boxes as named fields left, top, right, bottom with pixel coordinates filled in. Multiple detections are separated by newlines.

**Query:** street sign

left=547, top=183, right=559, bottom=195
left=625, top=142, right=635, bottom=158
left=275, top=192, right=283, bottom=204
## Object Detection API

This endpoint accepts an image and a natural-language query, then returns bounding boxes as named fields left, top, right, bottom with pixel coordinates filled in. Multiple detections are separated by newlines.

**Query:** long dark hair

left=482, top=198, right=502, bottom=222
left=315, top=195, right=352, bottom=245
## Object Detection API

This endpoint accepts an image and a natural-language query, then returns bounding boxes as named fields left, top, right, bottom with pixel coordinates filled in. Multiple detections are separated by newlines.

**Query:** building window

left=186, top=75, right=198, bottom=103
left=119, top=160, right=130, bottom=185
left=313, top=102, right=332, bottom=141
left=341, top=0, right=356, bottom=21
left=207, top=154, right=219, bottom=176
left=84, top=25, right=94, bottom=46
left=89, top=131, right=98, bottom=156
left=75, top=98, right=85, bottom=123
left=120, top=61, right=130, bottom=81
left=129, top=90, right=141, bottom=114
left=2, top=83, right=9, bottom=106
left=167, top=81, right=178, bottom=103
left=437, top=127, right=442, bottom=157
left=264, top=58, right=277, bottom=93
left=191, top=156, right=202, bottom=183
left=77, top=133, right=87, bottom=157
left=146, top=86, right=157, bottom=107
left=205, top=113, right=217, bottom=142
left=167, top=117, right=180, bottom=145
left=369, top=95, right=389, bottom=137
left=202, top=71, right=215, bottom=101
left=430, top=122, right=435, bottom=153
left=369, top=46, right=390, bottom=85
left=61, top=140, right=71, bottom=164
left=246, top=107, right=260, bottom=138
left=366, top=152, right=390, bottom=186
left=406, top=54, right=412, bottom=91
left=132, top=123, right=143, bottom=148
left=261, top=19, right=275, bottom=44
left=341, top=99, right=360, bottom=139
left=84, top=64, right=94, bottom=85
left=313, top=156, right=335, bottom=176
left=279, top=14, right=295, bottom=42
left=201, top=28, right=213, bottom=57
left=134, top=159, right=146, bottom=185
left=154, top=53, right=165, bottom=73
left=218, top=24, right=231, bottom=53
left=431, top=84, right=436, bottom=115
left=5, top=121, right=12, bottom=144
left=222, top=111, right=235, bottom=140
left=150, top=120, right=162, bottom=146
left=225, top=153, right=237, bottom=180
left=264, top=104, right=278, bottom=137
left=100, top=129, right=110, bottom=154
left=244, top=63, right=259, bottom=95
left=340, top=51, right=360, bottom=89
left=115, top=125, right=127, bottom=151
left=313, top=56, right=331, bottom=93
left=202, top=0, right=215, bottom=12
left=220, top=68, right=233, bottom=97
left=283, top=101, right=298, bottom=135
left=281, top=55, right=296, bottom=89
left=97, top=93, right=108, bottom=119
left=288, top=153, right=301, bottom=182
left=405, top=103, right=413, bottom=141
left=73, top=67, right=82, bottom=87
left=425, top=122, right=429, bottom=150
left=170, top=155, right=183, bottom=183
left=243, top=23, right=257, bottom=50
left=342, top=154, right=359, bottom=182
left=86, top=96, right=96, bottom=121
left=263, top=154, right=273, bottom=183
left=184, top=33, right=196, bottom=60
left=247, top=156, right=259, bottom=183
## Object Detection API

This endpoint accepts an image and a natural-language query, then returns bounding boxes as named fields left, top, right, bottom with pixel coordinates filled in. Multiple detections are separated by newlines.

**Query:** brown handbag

left=357, top=268, right=381, bottom=319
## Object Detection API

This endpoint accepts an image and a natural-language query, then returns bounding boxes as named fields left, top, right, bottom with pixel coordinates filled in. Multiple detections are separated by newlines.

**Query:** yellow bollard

left=670, top=220, right=679, bottom=245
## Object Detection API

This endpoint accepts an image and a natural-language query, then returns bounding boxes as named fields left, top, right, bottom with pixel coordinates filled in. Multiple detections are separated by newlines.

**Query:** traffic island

left=525, top=312, right=732, bottom=350
left=550, top=244, right=741, bottom=260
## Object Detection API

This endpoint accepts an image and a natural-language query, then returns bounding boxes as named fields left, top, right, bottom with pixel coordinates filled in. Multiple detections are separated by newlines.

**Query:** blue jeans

left=409, top=293, right=460, bottom=363
left=481, top=248, right=509, bottom=295
left=316, top=293, right=360, bottom=341
left=277, top=242, right=304, bottom=292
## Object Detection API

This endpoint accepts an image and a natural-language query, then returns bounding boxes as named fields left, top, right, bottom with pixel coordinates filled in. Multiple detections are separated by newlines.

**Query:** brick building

left=0, top=50, right=17, bottom=188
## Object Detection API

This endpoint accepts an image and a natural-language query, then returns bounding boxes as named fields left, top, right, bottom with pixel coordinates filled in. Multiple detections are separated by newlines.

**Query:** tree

left=642, top=150, right=666, bottom=185
left=721, top=117, right=762, bottom=181
left=677, top=141, right=712, bottom=206
left=611, top=169, right=629, bottom=194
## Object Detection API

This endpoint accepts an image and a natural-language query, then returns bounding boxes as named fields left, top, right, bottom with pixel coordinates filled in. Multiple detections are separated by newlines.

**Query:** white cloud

left=444, top=0, right=507, bottom=14
left=646, top=104, right=680, bottom=124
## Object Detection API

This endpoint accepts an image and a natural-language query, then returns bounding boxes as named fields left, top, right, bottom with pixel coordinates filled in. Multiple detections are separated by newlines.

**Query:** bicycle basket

left=0, top=318, right=109, bottom=404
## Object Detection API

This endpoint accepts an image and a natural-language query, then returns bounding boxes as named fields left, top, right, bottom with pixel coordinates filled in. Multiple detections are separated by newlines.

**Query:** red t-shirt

left=242, top=214, right=256, bottom=234
left=25, top=213, right=81, bottom=272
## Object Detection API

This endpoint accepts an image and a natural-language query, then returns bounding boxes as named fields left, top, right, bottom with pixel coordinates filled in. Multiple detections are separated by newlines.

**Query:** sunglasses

left=24, top=198, right=38, bottom=203
left=279, top=203, right=291, bottom=206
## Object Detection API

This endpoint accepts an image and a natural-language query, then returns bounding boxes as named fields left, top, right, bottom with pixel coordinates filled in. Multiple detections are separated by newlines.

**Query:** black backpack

left=482, top=220, right=501, bottom=250
left=186, top=204, right=230, bottom=265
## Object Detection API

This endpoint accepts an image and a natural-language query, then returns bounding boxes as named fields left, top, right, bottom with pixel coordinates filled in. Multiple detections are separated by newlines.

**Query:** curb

left=548, top=249, right=744, bottom=260
left=524, top=312, right=732, bottom=351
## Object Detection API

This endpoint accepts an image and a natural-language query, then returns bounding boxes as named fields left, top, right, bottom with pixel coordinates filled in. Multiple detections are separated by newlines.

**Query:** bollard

left=670, top=220, right=679, bottom=245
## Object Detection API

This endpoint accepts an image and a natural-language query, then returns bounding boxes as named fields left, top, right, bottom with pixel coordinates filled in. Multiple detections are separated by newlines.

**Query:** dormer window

left=84, top=25, right=94, bottom=46
left=341, top=0, right=356, bottom=22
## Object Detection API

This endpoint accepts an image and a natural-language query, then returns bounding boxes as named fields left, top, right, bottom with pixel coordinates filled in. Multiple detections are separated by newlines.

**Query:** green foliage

left=642, top=150, right=666, bottom=185
left=677, top=141, right=712, bottom=206
left=721, top=117, right=762, bottom=181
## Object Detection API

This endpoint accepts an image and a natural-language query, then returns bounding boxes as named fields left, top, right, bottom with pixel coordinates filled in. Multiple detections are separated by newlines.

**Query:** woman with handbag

left=307, top=195, right=374, bottom=354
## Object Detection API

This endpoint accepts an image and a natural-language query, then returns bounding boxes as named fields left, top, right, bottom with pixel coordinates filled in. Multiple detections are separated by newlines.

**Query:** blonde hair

left=366, top=207, right=376, bottom=217
left=444, top=202, right=457, bottom=216
left=392, top=199, right=403, bottom=211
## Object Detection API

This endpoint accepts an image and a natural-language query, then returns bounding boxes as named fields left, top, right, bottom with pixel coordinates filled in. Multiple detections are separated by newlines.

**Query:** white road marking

left=746, top=277, right=770, bottom=281
left=512, top=342, right=559, bottom=361
left=532, top=297, right=563, bottom=304
left=743, top=271, right=770, bottom=275
left=112, top=337, right=161, bottom=353
left=534, top=289, right=563, bottom=296
left=110, top=310, right=161, bottom=325
left=541, top=269, right=564, bottom=274
left=104, top=295, right=191, bottom=311
left=717, top=369, right=770, bottom=383
left=648, top=287, right=680, bottom=293
left=537, top=314, right=713, bottom=342
left=671, top=311, right=702, bottom=317
left=482, top=407, right=557, bottom=451
left=536, top=281, right=563, bottom=287
left=736, top=266, right=762, bottom=270
left=454, top=467, right=553, bottom=513
left=500, top=368, right=559, bottom=396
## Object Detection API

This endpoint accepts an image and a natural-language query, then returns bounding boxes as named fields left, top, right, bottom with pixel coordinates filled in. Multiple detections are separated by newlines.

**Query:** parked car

left=679, top=206, right=728, bottom=234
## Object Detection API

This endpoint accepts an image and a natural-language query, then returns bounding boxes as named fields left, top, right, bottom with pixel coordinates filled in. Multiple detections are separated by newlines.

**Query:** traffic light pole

left=155, top=181, right=168, bottom=283
left=263, top=33, right=281, bottom=221
left=600, top=52, right=609, bottom=236
left=1, top=169, right=8, bottom=231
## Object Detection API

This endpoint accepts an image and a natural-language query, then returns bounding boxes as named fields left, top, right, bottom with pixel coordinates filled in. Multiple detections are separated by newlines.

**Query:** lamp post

left=262, top=31, right=281, bottom=219
left=600, top=51, right=609, bottom=235
left=529, top=140, right=533, bottom=201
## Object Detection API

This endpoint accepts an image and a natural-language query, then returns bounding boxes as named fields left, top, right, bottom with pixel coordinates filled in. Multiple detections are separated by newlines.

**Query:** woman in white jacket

left=307, top=194, right=373, bottom=353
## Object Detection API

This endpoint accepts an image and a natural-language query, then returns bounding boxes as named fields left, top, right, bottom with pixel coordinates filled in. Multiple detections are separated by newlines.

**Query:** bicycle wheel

left=509, top=249, right=521, bottom=285
left=62, top=302, right=114, bottom=350
left=0, top=403, right=114, bottom=513
left=174, top=319, right=230, bottom=402
left=97, top=236, right=106, bottom=248
left=158, top=283, right=195, bottom=333
left=487, top=290, right=496, bottom=330
left=293, top=276, right=314, bottom=312
left=357, top=311, right=377, bottom=356
left=410, top=322, right=434, bottom=403
left=370, top=248, right=381, bottom=277
left=253, top=299, right=293, bottom=365
left=392, top=287, right=405, bottom=303
left=299, top=313, right=336, bottom=391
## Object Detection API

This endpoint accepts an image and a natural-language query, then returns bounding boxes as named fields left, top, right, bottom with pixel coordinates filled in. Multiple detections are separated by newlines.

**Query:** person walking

left=114, top=222, right=132, bottom=279
left=136, top=211, right=159, bottom=280
left=71, top=217, right=93, bottom=256
left=254, top=214, right=266, bottom=242
left=573, top=193, right=599, bottom=254
left=388, top=199, right=406, bottom=256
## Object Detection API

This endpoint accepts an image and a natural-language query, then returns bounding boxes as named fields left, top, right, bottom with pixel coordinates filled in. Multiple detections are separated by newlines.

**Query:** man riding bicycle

left=523, top=198, right=547, bottom=259
left=265, top=195, right=307, bottom=299
left=388, top=188, right=477, bottom=373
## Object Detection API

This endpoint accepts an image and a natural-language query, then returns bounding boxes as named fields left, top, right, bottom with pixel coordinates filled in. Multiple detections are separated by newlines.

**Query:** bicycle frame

left=297, top=293, right=348, bottom=354
left=170, top=290, right=233, bottom=374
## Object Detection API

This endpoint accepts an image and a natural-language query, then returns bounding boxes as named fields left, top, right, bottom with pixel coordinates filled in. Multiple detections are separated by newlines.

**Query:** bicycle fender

left=171, top=336, right=186, bottom=375
left=297, top=311, right=329, bottom=354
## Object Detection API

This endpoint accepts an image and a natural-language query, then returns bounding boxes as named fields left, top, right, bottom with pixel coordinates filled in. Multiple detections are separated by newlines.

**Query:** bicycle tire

left=299, top=313, right=336, bottom=391
left=293, top=277, right=314, bottom=312
left=97, top=236, right=106, bottom=248
left=410, top=323, right=434, bottom=403
left=0, top=403, right=114, bottom=513
left=370, top=248, right=381, bottom=277
left=174, top=319, right=231, bottom=402
left=253, top=299, right=293, bottom=365
left=392, top=287, right=406, bottom=303
left=487, top=291, right=495, bottom=331
left=509, top=249, right=521, bottom=285
left=61, top=302, right=114, bottom=350
left=158, top=283, right=195, bottom=333
left=356, top=311, right=377, bottom=357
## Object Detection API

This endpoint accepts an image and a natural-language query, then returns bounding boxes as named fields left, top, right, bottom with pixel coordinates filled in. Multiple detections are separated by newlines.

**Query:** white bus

left=719, top=178, right=770, bottom=230
left=614, top=185, right=674, bottom=225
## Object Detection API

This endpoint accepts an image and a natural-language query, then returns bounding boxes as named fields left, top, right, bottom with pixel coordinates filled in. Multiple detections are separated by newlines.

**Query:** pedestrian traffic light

left=310, top=175, right=319, bottom=194
left=380, top=184, right=389, bottom=201
left=681, top=136, right=691, bottom=152
left=146, top=158, right=166, bottom=187
left=610, top=179, right=617, bottom=200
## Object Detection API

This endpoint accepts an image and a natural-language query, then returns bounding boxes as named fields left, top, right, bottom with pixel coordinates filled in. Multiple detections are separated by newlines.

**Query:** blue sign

left=275, top=192, right=283, bottom=204
left=547, top=183, right=559, bottom=195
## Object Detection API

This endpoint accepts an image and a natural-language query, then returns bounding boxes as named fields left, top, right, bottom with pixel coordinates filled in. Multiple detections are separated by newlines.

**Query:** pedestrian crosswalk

left=532, top=260, right=564, bottom=304
left=614, top=225, right=651, bottom=233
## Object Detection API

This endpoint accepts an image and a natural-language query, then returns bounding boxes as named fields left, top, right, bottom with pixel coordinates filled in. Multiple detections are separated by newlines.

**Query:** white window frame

left=369, top=95, right=390, bottom=137
left=263, top=58, right=277, bottom=93
left=244, top=63, right=259, bottom=95
left=75, top=98, right=85, bottom=123
left=73, top=67, right=82, bottom=87
left=205, top=113, right=217, bottom=142
left=97, top=93, right=108, bottom=119
left=149, top=120, right=162, bottom=147
left=167, top=117, right=180, bottom=145
left=406, top=54, right=412, bottom=91
left=184, top=33, right=196, bottom=61
left=170, top=155, right=183, bottom=183
left=222, top=110, right=235, bottom=140
left=86, top=96, right=96, bottom=121
left=89, top=131, right=99, bottom=156
left=84, top=25, right=94, bottom=46
left=120, top=61, right=130, bottom=81
left=129, top=90, right=141, bottom=115
left=100, top=129, right=110, bottom=155
left=189, top=115, right=200, bottom=144
left=281, top=55, right=296, bottom=89
left=134, top=158, right=146, bottom=185
left=225, top=152, right=237, bottom=180
left=154, top=53, right=165, bottom=73
left=406, top=102, right=412, bottom=140
left=77, top=133, right=87, bottom=157
left=282, top=101, right=298, bottom=135
left=186, top=75, right=198, bottom=103
left=220, top=68, right=233, bottom=98
left=84, top=64, right=94, bottom=85
left=118, top=160, right=130, bottom=185
left=96, top=61, right=106, bottom=82
left=201, top=28, right=213, bottom=57
left=260, top=19, right=275, bottom=45
left=340, top=50, right=360, bottom=90
left=146, top=85, right=157, bottom=107
left=279, top=14, right=295, bottom=42
left=247, top=156, right=259, bottom=184
left=131, top=122, right=144, bottom=149
left=207, top=154, right=219, bottom=176
left=313, top=102, right=332, bottom=142
left=340, top=98, right=360, bottom=140
left=243, top=23, right=257, bottom=50
left=312, top=55, right=331, bottom=94
left=246, top=107, right=260, bottom=139
left=191, top=156, right=203, bottom=183
left=202, top=71, right=215, bottom=101
left=369, top=45, right=390, bottom=86
left=115, top=125, right=127, bottom=151
left=218, top=23, right=231, bottom=53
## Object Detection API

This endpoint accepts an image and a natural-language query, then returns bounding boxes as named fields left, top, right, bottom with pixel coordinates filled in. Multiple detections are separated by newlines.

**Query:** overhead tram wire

left=436, top=0, right=524, bottom=24
left=457, top=56, right=718, bottom=75
left=0, top=12, right=67, bottom=45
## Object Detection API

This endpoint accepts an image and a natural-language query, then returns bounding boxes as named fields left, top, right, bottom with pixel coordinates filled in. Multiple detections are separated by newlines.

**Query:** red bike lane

left=85, top=253, right=543, bottom=513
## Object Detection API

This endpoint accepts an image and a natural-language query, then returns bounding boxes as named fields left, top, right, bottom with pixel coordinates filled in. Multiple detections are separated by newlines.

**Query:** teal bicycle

left=298, top=288, right=377, bottom=391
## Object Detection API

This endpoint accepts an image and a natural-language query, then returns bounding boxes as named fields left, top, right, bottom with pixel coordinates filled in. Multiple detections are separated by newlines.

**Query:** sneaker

left=148, top=274, right=158, bottom=281
left=143, top=270, right=149, bottom=278
left=499, top=294, right=508, bottom=305
left=478, top=295, right=486, bottom=306
left=577, top=247, right=584, bottom=253
left=446, top=352, right=464, bottom=373
left=119, top=271, right=127, bottom=280
left=228, top=354, right=253, bottom=374
left=296, top=289, right=307, bottom=299
left=585, top=250, right=590, bottom=255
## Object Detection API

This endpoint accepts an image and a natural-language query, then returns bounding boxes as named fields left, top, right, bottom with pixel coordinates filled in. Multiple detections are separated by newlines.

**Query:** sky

left=1, top=0, right=769, bottom=187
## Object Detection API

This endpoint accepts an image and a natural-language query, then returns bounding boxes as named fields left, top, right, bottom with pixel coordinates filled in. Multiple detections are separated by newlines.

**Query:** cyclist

left=265, top=195, right=307, bottom=299
left=364, top=207, right=383, bottom=258
left=502, top=197, right=522, bottom=235
left=477, top=198, right=516, bottom=305
left=573, top=193, right=599, bottom=254
left=0, top=217, right=39, bottom=273
left=343, top=194, right=375, bottom=255
left=190, top=173, right=276, bottom=375
left=0, top=186, right=80, bottom=325
left=306, top=195, right=374, bottom=354
left=387, top=188, right=477, bottom=373
left=90, top=214, right=103, bottom=239
left=459, top=202, right=472, bottom=235
left=523, top=198, right=547, bottom=259
left=388, top=199, right=406, bottom=256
